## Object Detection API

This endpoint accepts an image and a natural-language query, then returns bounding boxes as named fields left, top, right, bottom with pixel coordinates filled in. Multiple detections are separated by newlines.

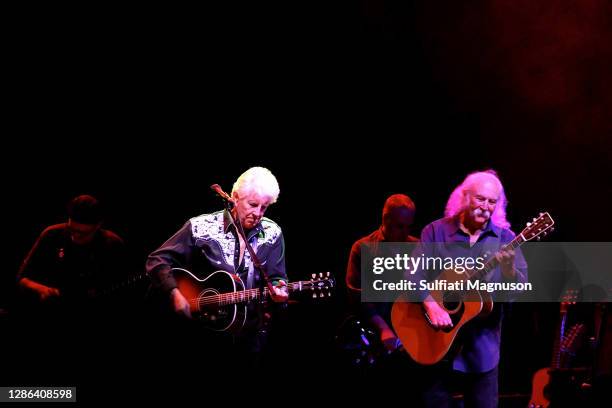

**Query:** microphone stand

left=214, top=187, right=277, bottom=336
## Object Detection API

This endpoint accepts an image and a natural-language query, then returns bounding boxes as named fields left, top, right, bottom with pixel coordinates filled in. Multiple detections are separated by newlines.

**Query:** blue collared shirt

left=414, top=216, right=528, bottom=373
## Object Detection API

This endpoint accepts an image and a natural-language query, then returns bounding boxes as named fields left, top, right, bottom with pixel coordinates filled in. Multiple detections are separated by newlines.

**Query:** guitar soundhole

left=442, top=291, right=462, bottom=312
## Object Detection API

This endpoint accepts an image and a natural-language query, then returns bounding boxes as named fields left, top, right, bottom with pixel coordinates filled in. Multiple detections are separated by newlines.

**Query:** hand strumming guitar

left=423, top=296, right=453, bottom=330
left=170, top=288, right=191, bottom=319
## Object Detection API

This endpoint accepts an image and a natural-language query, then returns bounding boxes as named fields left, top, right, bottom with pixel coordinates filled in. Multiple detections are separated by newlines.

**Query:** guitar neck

left=551, top=310, right=568, bottom=368
left=96, top=272, right=148, bottom=298
left=213, top=281, right=308, bottom=306
left=467, top=235, right=525, bottom=281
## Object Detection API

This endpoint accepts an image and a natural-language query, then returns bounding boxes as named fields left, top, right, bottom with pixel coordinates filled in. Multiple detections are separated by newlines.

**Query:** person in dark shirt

left=13, top=195, right=139, bottom=387
left=346, top=194, right=418, bottom=353
left=146, top=167, right=288, bottom=360
left=17, top=194, right=127, bottom=317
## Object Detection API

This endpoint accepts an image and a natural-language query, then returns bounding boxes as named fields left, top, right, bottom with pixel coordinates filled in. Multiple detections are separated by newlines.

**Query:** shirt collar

left=223, top=209, right=265, bottom=238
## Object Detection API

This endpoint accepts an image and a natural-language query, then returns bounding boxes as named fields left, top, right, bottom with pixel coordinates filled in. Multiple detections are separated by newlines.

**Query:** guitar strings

left=188, top=281, right=330, bottom=307
left=191, top=282, right=301, bottom=307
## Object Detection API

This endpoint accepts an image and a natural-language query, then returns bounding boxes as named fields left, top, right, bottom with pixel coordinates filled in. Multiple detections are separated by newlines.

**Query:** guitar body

left=391, top=212, right=555, bottom=366
left=392, top=267, right=487, bottom=365
left=528, top=368, right=550, bottom=408
left=528, top=296, right=583, bottom=408
left=171, top=268, right=334, bottom=333
left=173, top=269, right=247, bottom=332
left=392, top=295, right=483, bottom=365
left=480, top=291, right=494, bottom=316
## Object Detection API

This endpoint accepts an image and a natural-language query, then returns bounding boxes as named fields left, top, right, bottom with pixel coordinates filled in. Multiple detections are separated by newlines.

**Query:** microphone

left=210, top=184, right=235, bottom=206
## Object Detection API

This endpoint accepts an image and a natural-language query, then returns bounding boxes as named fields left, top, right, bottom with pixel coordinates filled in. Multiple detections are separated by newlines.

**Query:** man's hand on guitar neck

left=170, top=288, right=192, bottom=319
left=423, top=297, right=453, bottom=330
left=269, top=280, right=289, bottom=303
left=496, top=248, right=517, bottom=280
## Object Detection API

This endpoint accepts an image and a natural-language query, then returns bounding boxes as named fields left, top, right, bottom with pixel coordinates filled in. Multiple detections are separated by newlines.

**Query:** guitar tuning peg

left=319, top=272, right=323, bottom=278
left=536, top=236, right=541, bottom=241
left=526, top=222, right=532, bottom=227
left=533, top=218, right=537, bottom=222
left=326, top=271, right=330, bottom=277
left=312, top=293, right=317, bottom=299
left=312, top=273, right=316, bottom=279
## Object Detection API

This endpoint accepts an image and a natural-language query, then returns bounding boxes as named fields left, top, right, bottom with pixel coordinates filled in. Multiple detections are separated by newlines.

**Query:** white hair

left=444, top=170, right=510, bottom=229
left=231, top=167, right=280, bottom=203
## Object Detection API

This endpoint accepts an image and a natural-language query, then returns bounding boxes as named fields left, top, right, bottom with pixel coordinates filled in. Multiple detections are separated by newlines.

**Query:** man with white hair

left=413, top=170, right=528, bottom=408
left=146, top=167, right=288, bottom=355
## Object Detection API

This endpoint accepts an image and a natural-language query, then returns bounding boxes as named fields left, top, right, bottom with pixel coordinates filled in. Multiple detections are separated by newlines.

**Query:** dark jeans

left=422, top=363, right=499, bottom=408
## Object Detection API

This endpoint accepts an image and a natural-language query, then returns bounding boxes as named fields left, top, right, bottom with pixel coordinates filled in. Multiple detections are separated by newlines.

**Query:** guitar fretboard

left=190, top=280, right=329, bottom=308
left=466, top=235, right=525, bottom=282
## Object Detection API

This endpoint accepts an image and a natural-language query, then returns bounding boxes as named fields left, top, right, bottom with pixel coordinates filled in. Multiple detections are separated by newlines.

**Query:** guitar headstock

left=560, top=289, right=578, bottom=312
left=520, top=212, right=555, bottom=242
left=306, top=272, right=335, bottom=298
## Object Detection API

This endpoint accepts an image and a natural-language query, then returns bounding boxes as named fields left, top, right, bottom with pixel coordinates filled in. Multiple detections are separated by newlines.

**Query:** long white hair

left=444, top=170, right=510, bottom=229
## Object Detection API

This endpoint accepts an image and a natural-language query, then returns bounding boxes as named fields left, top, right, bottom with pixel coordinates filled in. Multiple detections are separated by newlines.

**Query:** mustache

left=474, top=208, right=491, bottom=218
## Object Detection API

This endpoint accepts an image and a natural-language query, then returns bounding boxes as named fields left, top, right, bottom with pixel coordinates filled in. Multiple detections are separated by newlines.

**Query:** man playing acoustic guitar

left=408, top=170, right=528, bottom=408
left=146, top=167, right=288, bottom=362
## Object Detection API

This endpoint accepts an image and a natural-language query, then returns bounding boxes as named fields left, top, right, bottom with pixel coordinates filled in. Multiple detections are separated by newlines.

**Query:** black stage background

left=1, top=1, right=611, bottom=403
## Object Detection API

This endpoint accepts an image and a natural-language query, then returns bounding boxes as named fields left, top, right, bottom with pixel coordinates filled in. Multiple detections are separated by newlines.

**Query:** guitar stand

left=545, top=367, right=591, bottom=406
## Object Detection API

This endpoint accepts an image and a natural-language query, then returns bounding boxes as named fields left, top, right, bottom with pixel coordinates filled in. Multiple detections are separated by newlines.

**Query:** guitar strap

left=224, top=209, right=272, bottom=289
left=246, top=236, right=258, bottom=290
left=485, top=228, right=503, bottom=280
left=471, top=228, right=503, bottom=280
left=229, top=213, right=259, bottom=290
left=495, top=230, right=503, bottom=277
